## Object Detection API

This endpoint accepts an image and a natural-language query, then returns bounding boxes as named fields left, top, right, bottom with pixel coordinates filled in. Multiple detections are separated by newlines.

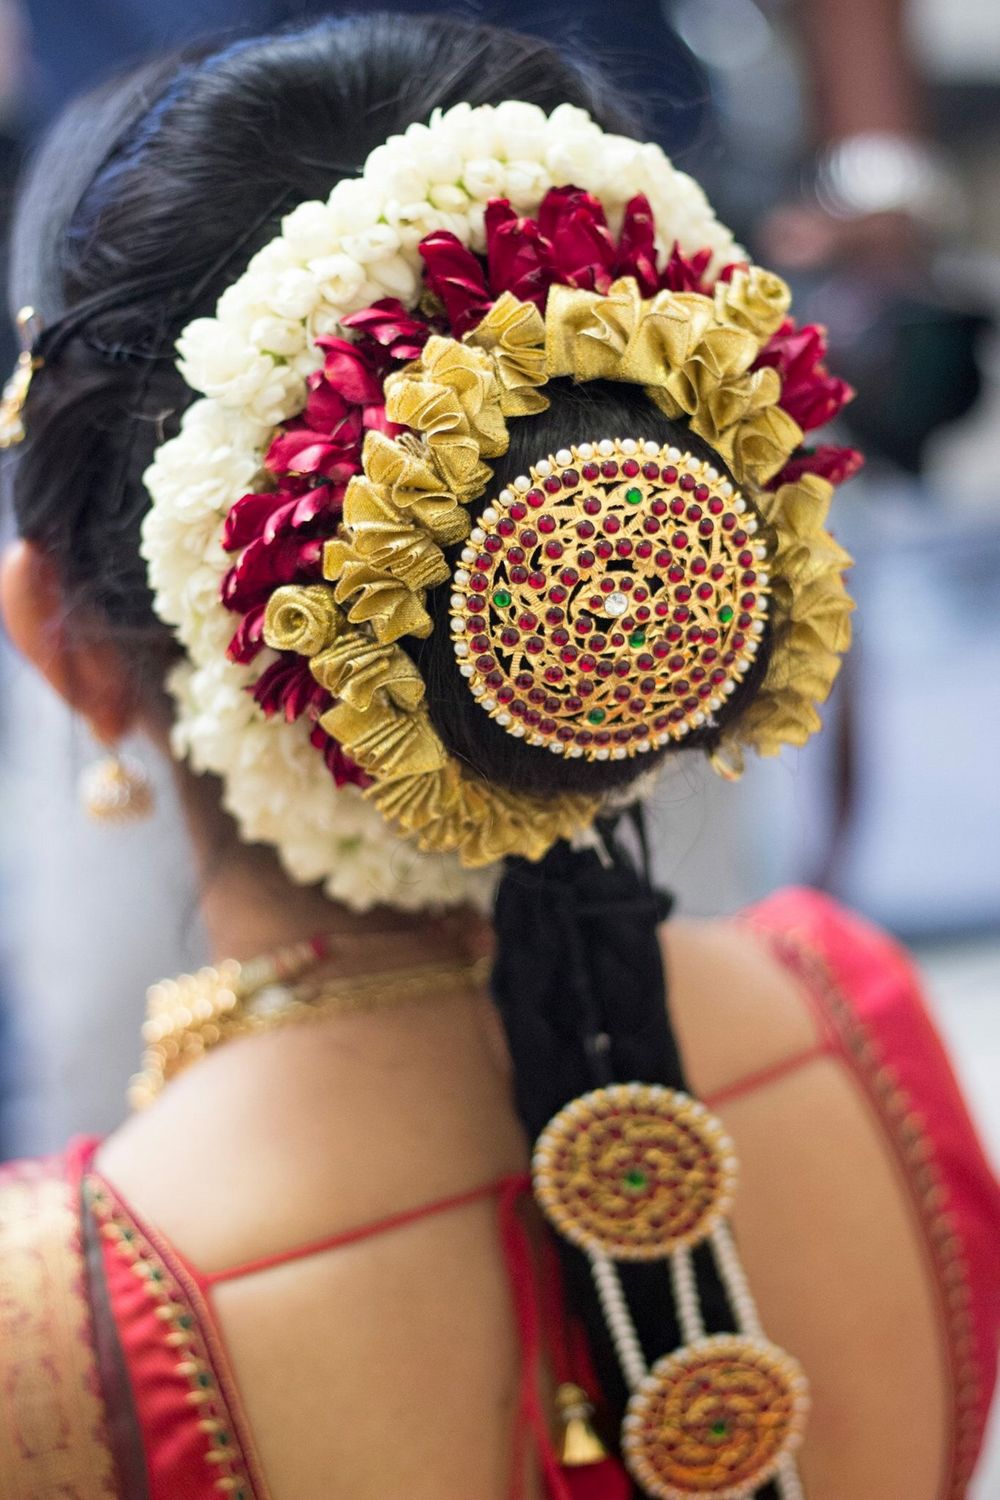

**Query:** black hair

left=6, top=14, right=774, bottom=1482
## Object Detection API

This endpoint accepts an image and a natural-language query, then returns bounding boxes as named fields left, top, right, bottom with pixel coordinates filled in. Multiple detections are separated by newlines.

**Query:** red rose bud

left=341, top=298, right=430, bottom=361
left=614, top=194, right=659, bottom=295
left=221, top=535, right=324, bottom=614
left=485, top=201, right=556, bottom=309
left=226, top=601, right=268, bottom=664
left=418, top=228, right=493, bottom=336
left=313, top=336, right=386, bottom=406
left=251, top=655, right=328, bottom=723
left=755, top=319, right=854, bottom=431
left=771, top=444, right=865, bottom=489
left=659, top=242, right=715, bottom=295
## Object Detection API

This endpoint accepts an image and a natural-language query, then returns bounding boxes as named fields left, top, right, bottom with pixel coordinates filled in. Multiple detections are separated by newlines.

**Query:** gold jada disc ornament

left=450, top=439, right=770, bottom=761
left=622, top=1334, right=809, bottom=1500
left=532, top=1083, right=737, bottom=1260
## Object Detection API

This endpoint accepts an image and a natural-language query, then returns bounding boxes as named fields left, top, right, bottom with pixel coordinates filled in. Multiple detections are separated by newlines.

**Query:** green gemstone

left=711, top=1423, right=728, bottom=1438
left=625, top=486, right=643, bottom=505
left=492, top=589, right=512, bottom=609
left=178, top=1314, right=194, bottom=1330
left=719, top=605, right=734, bottom=624
left=587, top=707, right=606, bottom=726
left=622, top=1168, right=648, bottom=1193
left=630, top=630, right=646, bottom=648
left=197, top=1372, right=213, bottom=1389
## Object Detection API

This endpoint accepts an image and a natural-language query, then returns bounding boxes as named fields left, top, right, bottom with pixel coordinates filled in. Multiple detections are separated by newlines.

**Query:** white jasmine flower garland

left=141, top=101, right=739, bottom=912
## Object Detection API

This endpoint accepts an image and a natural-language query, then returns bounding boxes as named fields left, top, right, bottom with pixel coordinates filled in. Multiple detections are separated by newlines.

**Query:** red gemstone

left=510, top=565, right=528, bottom=584
left=526, top=489, right=545, bottom=508
left=694, top=483, right=709, bottom=502
left=577, top=520, right=596, bottom=539
left=697, top=583, right=713, bottom=600
left=509, top=502, right=528, bottom=521
left=524, top=708, right=541, bottom=726
left=699, top=519, right=714, bottom=537
left=710, top=563, right=724, bottom=580
left=604, top=515, right=621, bottom=535
left=562, top=468, right=580, bottom=487
left=529, top=571, right=547, bottom=590
left=497, top=685, right=515, bottom=704
left=616, top=539, right=634, bottom=558
left=469, top=574, right=488, bottom=593
left=643, top=462, right=660, bottom=479
left=507, top=546, right=526, bottom=565
left=601, top=460, right=619, bottom=478
left=520, top=529, right=538, bottom=548
left=644, top=518, right=661, bottom=535
left=566, top=696, right=583, bottom=712
left=550, top=585, right=568, bottom=604
left=546, top=608, right=565, bottom=626
left=722, top=515, right=737, bottom=531
left=673, top=606, right=690, bottom=623
left=614, top=685, right=631, bottom=703
left=596, top=541, right=614, bottom=560
left=596, top=661, right=614, bottom=679
left=611, top=633, right=625, bottom=648
left=734, top=530, right=748, bottom=545
left=637, top=541, right=653, bottom=559
left=590, top=634, right=607, bottom=651
left=703, top=648, right=718, bottom=664
left=742, top=571, right=757, bottom=586
left=543, top=475, right=562, bottom=494
left=560, top=567, right=579, bottom=586
left=544, top=666, right=564, bottom=684
left=519, top=611, right=537, bottom=630
left=500, top=627, right=520, bottom=647
left=637, top=653, right=655, bottom=671
left=741, top=593, right=756, bottom=608
left=687, top=625, right=703, bottom=643
left=467, top=614, right=486, bottom=631
left=498, top=518, right=515, bottom=536
left=525, top=636, right=543, bottom=654
left=665, top=626, right=682, bottom=642
left=691, top=557, right=707, bottom=575
left=686, top=504, right=702, bottom=522
left=545, top=541, right=564, bottom=560
left=679, top=473, right=696, bottom=492
left=578, top=550, right=596, bottom=569
left=485, top=535, right=503, bottom=553
left=538, top=514, right=556, bottom=535
left=579, top=654, right=597, bottom=672
left=560, top=646, right=579, bottom=664
left=662, top=465, right=678, bottom=484
left=510, top=701, right=526, bottom=717
left=703, top=628, right=719, bottom=644
left=670, top=497, right=685, bottom=516
left=557, top=725, right=576, bottom=742
left=675, top=586, right=692, bottom=603
left=471, top=634, right=490, bottom=652
left=636, top=606, right=650, bottom=622
left=515, top=672, right=534, bottom=690
left=576, top=730, right=594, bottom=746
left=691, top=667, right=706, bottom=683
left=582, top=463, right=600, bottom=481
left=709, top=497, right=724, bottom=514
left=475, top=654, right=495, bottom=672
left=673, top=532, right=688, bottom=549
left=576, top=616, right=592, bottom=634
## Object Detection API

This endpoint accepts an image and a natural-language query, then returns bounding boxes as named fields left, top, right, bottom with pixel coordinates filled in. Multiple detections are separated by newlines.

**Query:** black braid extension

left=491, top=810, right=779, bottom=1499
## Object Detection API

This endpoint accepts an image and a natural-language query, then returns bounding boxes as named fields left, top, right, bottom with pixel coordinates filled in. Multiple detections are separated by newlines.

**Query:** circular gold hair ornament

left=622, top=1334, right=809, bottom=1499
left=532, top=1083, right=737, bottom=1260
left=450, top=440, right=769, bottom=760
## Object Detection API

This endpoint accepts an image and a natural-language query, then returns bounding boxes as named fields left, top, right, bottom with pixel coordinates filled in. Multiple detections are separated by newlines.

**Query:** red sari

left=1, top=889, right=997, bottom=1499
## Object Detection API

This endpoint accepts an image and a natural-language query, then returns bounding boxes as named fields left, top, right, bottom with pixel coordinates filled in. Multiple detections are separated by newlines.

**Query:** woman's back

left=89, top=891, right=996, bottom=1500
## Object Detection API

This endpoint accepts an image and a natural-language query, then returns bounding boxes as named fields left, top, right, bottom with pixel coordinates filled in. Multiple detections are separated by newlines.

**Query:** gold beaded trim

left=748, top=920, right=988, bottom=1498
left=621, top=1333, right=809, bottom=1500
left=451, top=442, right=769, bottom=760
left=86, top=1178, right=260, bottom=1499
left=130, top=953, right=490, bottom=1109
left=532, top=1083, right=737, bottom=1260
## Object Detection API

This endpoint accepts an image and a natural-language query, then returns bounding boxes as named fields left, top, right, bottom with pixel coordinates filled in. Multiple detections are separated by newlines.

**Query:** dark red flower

left=226, top=602, right=268, bottom=664
left=265, top=421, right=363, bottom=483
left=756, top=319, right=854, bottom=432
left=614, top=195, right=659, bottom=296
left=313, top=336, right=385, bottom=406
left=221, top=534, right=325, bottom=615
left=418, top=229, right=493, bottom=336
left=309, top=723, right=372, bottom=789
left=341, top=298, right=430, bottom=362
left=771, top=444, right=865, bottom=489
left=251, top=654, right=329, bottom=723
left=659, top=243, right=716, bottom=295
left=484, top=200, right=557, bottom=310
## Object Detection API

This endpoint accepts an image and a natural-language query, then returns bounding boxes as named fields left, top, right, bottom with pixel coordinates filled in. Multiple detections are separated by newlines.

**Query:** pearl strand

left=709, top=1220, right=764, bottom=1339
left=589, top=1253, right=648, bottom=1392
left=669, top=1245, right=705, bottom=1345
left=776, top=1452, right=807, bottom=1500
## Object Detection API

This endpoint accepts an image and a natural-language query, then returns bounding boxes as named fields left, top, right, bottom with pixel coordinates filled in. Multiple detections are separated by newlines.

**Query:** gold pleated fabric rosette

left=263, top=268, right=854, bottom=866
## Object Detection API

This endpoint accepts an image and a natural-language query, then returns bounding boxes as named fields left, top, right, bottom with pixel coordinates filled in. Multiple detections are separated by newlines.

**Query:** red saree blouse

left=0, top=889, right=997, bottom=1499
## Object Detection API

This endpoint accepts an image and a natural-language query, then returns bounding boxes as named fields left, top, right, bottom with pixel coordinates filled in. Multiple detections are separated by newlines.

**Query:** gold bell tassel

left=555, top=1383, right=609, bottom=1467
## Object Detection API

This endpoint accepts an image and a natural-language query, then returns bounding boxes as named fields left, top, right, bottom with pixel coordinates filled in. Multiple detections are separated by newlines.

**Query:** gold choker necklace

left=130, top=934, right=490, bottom=1110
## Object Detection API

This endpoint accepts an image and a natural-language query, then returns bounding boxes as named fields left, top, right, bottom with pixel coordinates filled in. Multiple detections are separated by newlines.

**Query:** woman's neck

left=176, top=761, right=490, bottom=972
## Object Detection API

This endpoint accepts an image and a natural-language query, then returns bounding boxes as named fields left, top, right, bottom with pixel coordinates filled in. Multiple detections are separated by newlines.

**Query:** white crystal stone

left=693, top=710, right=706, bottom=726
left=482, top=507, right=499, bottom=523
left=454, top=569, right=470, bottom=585
left=720, top=480, right=733, bottom=496
left=709, top=697, right=722, bottom=711
left=482, top=697, right=496, bottom=711
left=758, top=571, right=770, bottom=585
left=511, top=723, right=525, bottom=736
left=643, top=440, right=659, bottom=456
left=668, top=446, right=681, bottom=462
left=577, top=442, right=594, bottom=459
left=568, top=745, right=584, bottom=758
left=746, top=518, right=758, bottom=533
left=450, top=593, right=464, bottom=610
left=461, top=548, right=476, bottom=563
left=535, top=459, right=552, bottom=477
left=621, top=438, right=638, bottom=455
left=471, top=682, right=485, bottom=696
left=605, top=591, right=630, bottom=617
left=454, top=642, right=469, bottom=657
left=685, top=455, right=700, bottom=472
left=498, top=488, right=514, bottom=507
left=549, top=742, right=564, bottom=754
left=612, top=747, right=628, bottom=760
left=595, top=748, right=610, bottom=760
left=734, top=497, right=746, bottom=513
left=513, top=475, right=530, bottom=492
left=706, top=467, right=719, bottom=482
left=723, top=681, right=736, bottom=695
left=470, top=527, right=486, bottom=543
left=555, top=448, right=573, bottom=466
left=460, top=664, right=474, bottom=678
left=497, top=713, right=511, bottom=727
left=450, top=617, right=464, bottom=633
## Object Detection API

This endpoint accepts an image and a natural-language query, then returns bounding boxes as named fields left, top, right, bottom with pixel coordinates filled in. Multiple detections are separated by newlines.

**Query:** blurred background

left=0, top=0, right=997, bottom=1485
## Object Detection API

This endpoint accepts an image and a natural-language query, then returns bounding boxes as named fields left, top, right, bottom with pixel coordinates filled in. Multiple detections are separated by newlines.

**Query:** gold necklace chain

left=129, top=935, right=490, bottom=1110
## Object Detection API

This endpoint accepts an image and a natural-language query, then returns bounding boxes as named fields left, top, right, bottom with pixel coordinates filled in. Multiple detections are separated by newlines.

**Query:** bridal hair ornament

left=132, top=101, right=858, bottom=908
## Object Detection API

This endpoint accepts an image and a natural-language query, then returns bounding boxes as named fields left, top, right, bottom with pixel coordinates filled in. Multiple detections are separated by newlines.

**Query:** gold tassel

left=555, top=1384, right=609, bottom=1467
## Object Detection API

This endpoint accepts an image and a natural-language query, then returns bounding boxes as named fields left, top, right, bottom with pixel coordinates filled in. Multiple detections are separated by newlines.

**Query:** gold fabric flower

left=465, top=293, right=549, bottom=416
left=385, top=336, right=508, bottom=502
left=263, top=584, right=342, bottom=657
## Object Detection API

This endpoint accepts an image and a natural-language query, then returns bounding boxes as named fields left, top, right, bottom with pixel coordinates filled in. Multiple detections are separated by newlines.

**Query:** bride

left=1, top=14, right=996, bottom=1500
